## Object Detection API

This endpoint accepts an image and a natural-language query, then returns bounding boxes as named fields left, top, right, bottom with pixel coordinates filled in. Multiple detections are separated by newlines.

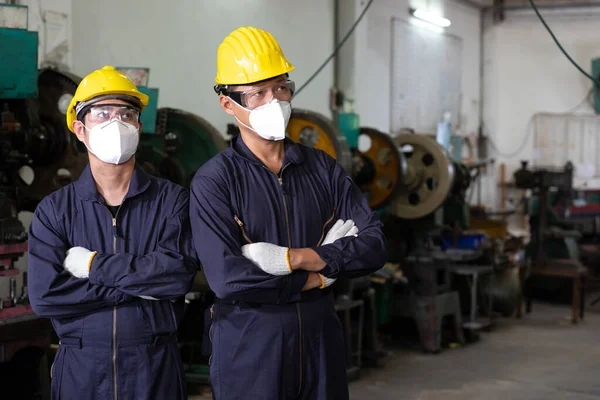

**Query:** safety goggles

left=86, top=104, right=140, bottom=124
left=225, top=79, right=295, bottom=110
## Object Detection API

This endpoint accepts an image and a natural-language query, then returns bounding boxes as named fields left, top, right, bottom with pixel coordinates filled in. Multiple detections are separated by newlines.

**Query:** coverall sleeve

left=88, top=190, right=198, bottom=300
left=312, top=156, right=387, bottom=279
left=28, top=200, right=132, bottom=319
left=189, top=174, right=308, bottom=304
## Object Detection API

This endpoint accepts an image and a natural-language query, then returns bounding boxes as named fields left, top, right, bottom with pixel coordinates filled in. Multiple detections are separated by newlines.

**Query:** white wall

left=20, top=0, right=72, bottom=69
left=71, top=0, right=335, bottom=137
left=348, top=0, right=482, bottom=136
left=482, top=6, right=600, bottom=209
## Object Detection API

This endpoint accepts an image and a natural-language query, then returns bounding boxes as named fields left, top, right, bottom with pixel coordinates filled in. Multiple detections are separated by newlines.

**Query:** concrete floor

left=349, top=301, right=600, bottom=400
left=189, top=300, right=600, bottom=399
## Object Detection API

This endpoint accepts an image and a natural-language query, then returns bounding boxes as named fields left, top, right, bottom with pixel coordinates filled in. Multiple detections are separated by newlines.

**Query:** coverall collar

left=231, top=134, right=305, bottom=167
left=74, top=163, right=152, bottom=203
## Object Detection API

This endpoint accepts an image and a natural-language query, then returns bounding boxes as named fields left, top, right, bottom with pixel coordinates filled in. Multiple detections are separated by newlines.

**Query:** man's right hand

left=302, top=272, right=324, bottom=291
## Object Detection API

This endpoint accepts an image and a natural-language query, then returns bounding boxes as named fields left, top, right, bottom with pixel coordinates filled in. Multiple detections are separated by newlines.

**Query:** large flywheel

left=287, top=111, right=454, bottom=218
left=137, top=107, right=228, bottom=188
left=287, top=108, right=353, bottom=172
left=389, top=133, right=454, bottom=219
left=354, top=127, right=407, bottom=210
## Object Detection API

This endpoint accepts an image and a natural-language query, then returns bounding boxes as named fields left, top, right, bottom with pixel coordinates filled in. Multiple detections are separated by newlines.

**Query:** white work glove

left=322, top=219, right=358, bottom=245
left=319, top=219, right=359, bottom=288
left=241, top=242, right=291, bottom=276
left=63, top=247, right=97, bottom=279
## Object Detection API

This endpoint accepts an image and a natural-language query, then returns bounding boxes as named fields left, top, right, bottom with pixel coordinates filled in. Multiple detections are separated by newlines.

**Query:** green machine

left=0, top=4, right=38, bottom=99
left=116, top=67, right=228, bottom=188
left=0, top=3, right=88, bottom=209
left=0, top=5, right=89, bottom=398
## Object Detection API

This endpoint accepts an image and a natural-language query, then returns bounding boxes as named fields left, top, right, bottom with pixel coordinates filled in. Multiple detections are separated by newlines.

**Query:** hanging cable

left=565, top=88, right=594, bottom=114
left=529, top=0, right=600, bottom=85
left=294, top=0, right=374, bottom=96
left=486, top=118, right=534, bottom=159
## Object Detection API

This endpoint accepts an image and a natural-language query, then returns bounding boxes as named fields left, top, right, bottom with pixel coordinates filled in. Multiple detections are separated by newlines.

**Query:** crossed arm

left=28, top=194, right=197, bottom=319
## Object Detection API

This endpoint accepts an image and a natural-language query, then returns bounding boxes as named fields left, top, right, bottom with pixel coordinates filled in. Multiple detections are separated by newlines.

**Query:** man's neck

left=240, top=130, right=285, bottom=174
left=89, top=156, right=135, bottom=206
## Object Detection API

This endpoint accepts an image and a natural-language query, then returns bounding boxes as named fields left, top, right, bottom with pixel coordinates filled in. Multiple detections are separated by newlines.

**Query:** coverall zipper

left=272, top=164, right=303, bottom=397
left=234, top=216, right=253, bottom=244
left=316, top=210, right=337, bottom=246
left=101, top=202, right=122, bottom=400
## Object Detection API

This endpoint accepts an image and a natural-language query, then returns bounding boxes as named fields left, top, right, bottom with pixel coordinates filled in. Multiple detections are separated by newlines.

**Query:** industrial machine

left=0, top=4, right=85, bottom=399
left=513, top=161, right=588, bottom=323
left=115, top=67, right=228, bottom=189
left=288, top=109, right=490, bottom=354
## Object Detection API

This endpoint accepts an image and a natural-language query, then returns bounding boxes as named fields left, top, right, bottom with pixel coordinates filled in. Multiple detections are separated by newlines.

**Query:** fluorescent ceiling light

left=410, top=8, right=451, bottom=28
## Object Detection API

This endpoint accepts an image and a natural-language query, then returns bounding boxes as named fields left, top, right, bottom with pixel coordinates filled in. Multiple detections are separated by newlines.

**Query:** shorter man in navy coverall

left=190, top=27, right=387, bottom=399
left=28, top=66, right=198, bottom=400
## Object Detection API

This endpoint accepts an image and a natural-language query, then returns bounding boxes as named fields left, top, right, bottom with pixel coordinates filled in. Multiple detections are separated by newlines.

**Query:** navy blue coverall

left=190, top=136, right=387, bottom=400
left=28, top=165, right=198, bottom=400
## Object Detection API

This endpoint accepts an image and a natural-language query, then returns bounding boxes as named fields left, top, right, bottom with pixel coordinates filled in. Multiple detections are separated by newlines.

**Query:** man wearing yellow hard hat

left=190, top=27, right=386, bottom=399
left=27, top=66, right=197, bottom=399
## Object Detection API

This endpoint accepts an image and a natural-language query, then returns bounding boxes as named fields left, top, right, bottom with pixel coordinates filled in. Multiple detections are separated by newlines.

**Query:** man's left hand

left=63, top=246, right=97, bottom=278
left=241, top=242, right=291, bottom=276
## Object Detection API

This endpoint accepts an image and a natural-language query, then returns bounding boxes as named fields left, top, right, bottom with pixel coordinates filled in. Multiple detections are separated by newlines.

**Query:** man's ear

left=219, top=95, right=236, bottom=116
left=72, top=120, right=86, bottom=143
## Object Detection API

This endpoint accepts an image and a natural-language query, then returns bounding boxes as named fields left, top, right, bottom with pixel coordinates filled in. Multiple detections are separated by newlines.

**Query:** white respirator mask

left=84, top=119, right=140, bottom=165
left=234, top=99, right=292, bottom=141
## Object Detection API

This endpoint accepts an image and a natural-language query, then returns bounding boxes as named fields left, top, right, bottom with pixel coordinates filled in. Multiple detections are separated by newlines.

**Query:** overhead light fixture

left=410, top=8, right=451, bottom=28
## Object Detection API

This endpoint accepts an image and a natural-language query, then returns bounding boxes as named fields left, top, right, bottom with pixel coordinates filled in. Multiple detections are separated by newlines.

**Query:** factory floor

left=189, top=299, right=600, bottom=400
left=350, top=299, right=600, bottom=400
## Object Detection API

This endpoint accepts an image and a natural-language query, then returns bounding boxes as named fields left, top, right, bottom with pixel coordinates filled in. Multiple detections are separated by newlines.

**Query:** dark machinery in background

left=513, top=161, right=577, bottom=264
left=114, top=67, right=228, bottom=189
left=513, top=161, right=588, bottom=324
left=0, top=4, right=86, bottom=399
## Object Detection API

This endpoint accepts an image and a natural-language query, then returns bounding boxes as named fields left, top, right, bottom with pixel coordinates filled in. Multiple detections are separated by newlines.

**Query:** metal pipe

left=478, top=2, right=485, bottom=206
left=332, top=0, right=340, bottom=120
left=333, top=0, right=340, bottom=89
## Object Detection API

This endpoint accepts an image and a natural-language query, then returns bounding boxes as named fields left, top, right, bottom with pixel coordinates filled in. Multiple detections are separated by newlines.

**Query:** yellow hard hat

left=215, top=26, right=295, bottom=87
left=66, top=66, right=150, bottom=133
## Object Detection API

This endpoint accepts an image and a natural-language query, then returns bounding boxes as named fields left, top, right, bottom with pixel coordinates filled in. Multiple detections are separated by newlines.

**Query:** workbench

left=0, top=305, right=53, bottom=362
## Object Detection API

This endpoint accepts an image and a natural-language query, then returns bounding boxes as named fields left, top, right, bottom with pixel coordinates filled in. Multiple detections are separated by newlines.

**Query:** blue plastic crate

left=440, top=233, right=486, bottom=251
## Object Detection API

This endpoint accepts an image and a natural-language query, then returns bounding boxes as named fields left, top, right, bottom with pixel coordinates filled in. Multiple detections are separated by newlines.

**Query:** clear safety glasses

left=227, top=79, right=295, bottom=110
left=87, top=104, right=140, bottom=124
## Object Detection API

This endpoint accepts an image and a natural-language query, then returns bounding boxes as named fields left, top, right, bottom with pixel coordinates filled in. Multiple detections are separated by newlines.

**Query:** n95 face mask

left=86, top=119, right=140, bottom=164
left=235, top=99, right=292, bottom=141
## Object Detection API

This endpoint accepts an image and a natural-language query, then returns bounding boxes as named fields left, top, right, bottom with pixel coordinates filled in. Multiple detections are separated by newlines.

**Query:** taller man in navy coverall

left=190, top=27, right=387, bottom=400
left=28, top=66, right=198, bottom=400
